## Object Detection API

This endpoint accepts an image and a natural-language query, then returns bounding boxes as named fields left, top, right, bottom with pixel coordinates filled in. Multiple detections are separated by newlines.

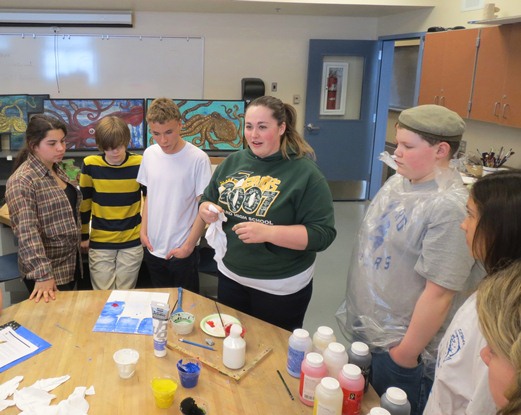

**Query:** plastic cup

left=177, top=358, right=201, bottom=388
left=151, top=377, right=178, bottom=409
left=170, top=311, right=195, bottom=335
left=113, top=348, right=139, bottom=379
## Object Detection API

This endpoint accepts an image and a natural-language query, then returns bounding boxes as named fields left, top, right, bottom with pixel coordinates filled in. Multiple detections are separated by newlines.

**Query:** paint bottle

left=313, top=377, right=343, bottom=415
left=151, top=301, right=170, bottom=357
left=223, top=323, right=246, bottom=369
left=368, top=408, right=391, bottom=415
left=312, top=326, right=336, bottom=354
left=299, top=352, right=327, bottom=406
left=323, top=342, right=349, bottom=378
left=338, top=363, right=364, bottom=415
left=347, top=341, right=372, bottom=392
left=380, top=387, right=411, bottom=415
left=287, top=328, right=313, bottom=378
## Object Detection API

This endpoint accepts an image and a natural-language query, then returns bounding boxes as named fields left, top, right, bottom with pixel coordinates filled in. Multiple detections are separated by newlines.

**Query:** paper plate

left=200, top=313, right=240, bottom=337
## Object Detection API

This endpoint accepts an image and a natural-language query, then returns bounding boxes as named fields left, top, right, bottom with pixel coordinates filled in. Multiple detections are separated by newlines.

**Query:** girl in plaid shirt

left=6, top=114, right=82, bottom=303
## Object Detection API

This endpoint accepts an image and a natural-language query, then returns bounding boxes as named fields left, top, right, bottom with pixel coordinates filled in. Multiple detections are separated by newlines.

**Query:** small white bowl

left=170, top=311, right=195, bottom=335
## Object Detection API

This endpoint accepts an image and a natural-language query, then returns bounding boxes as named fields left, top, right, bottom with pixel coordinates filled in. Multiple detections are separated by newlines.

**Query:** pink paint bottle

left=338, top=363, right=365, bottom=415
left=299, top=352, right=327, bottom=406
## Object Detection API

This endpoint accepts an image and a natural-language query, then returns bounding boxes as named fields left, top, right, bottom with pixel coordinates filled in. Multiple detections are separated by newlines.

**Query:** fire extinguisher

left=327, top=71, right=337, bottom=110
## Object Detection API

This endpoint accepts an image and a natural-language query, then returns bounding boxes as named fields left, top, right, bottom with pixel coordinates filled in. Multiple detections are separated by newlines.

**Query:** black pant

left=217, top=271, right=313, bottom=332
left=143, top=247, right=200, bottom=293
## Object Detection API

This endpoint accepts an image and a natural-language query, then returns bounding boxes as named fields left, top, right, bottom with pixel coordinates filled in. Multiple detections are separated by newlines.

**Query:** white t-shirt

left=424, top=293, right=497, bottom=415
left=137, top=143, right=211, bottom=259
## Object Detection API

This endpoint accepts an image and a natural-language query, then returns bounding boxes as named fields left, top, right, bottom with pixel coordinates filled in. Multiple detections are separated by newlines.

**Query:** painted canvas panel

left=146, top=99, right=245, bottom=151
left=0, top=95, right=28, bottom=151
left=93, top=290, right=170, bottom=335
left=26, top=94, right=50, bottom=116
left=43, top=99, right=145, bottom=150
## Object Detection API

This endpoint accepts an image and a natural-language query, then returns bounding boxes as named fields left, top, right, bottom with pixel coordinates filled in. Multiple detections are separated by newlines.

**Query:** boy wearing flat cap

left=336, top=105, right=484, bottom=415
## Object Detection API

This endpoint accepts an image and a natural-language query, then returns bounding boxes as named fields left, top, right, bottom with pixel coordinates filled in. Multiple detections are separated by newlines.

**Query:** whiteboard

left=0, top=33, right=204, bottom=99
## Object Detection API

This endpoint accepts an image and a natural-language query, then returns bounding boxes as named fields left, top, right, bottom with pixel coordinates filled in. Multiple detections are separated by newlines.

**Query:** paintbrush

left=214, top=301, right=226, bottom=335
left=178, top=338, right=216, bottom=351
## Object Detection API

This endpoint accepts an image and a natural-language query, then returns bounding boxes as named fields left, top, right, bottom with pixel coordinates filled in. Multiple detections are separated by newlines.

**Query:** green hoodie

left=201, top=148, right=336, bottom=280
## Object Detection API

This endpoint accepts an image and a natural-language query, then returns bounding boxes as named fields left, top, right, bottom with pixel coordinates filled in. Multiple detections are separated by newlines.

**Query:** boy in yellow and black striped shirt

left=79, top=116, right=145, bottom=290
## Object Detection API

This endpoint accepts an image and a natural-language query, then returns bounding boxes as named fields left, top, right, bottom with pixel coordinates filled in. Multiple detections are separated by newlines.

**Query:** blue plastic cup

left=177, top=358, right=201, bottom=388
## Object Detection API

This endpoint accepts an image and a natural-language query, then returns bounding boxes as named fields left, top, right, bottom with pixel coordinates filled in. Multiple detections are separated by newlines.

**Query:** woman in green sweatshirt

left=199, top=95, right=336, bottom=331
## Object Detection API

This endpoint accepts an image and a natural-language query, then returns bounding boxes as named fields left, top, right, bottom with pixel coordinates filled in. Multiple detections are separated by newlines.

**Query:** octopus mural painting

left=43, top=99, right=145, bottom=150
left=146, top=99, right=245, bottom=151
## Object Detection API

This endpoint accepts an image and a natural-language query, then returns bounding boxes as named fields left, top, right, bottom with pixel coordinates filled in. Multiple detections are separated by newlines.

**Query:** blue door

left=304, top=39, right=381, bottom=200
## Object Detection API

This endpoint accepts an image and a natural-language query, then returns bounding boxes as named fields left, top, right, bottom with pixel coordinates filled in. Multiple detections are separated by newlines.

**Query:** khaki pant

left=89, top=245, right=144, bottom=290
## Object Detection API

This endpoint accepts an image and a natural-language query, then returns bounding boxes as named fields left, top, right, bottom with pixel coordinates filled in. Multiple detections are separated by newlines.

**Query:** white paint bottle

left=313, top=377, right=343, bottom=415
left=223, top=323, right=246, bottom=369
left=312, top=326, right=336, bottom=354
left=323, top=341, right=349, bottom=378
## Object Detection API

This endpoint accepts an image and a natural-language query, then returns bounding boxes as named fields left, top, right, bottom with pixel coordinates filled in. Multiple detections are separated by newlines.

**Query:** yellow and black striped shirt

left=79, top=152, right=144, bottom=249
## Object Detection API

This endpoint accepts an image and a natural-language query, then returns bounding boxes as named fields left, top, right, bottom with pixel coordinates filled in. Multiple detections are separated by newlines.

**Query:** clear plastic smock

left=336, top=163, right=479, bottom=374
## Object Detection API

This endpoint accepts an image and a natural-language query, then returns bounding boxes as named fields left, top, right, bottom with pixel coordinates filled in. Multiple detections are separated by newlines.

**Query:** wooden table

left=0, top=289, right=380, bottom=414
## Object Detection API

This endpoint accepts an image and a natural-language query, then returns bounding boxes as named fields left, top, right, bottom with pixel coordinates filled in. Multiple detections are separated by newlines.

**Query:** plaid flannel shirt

left=6, top=153, right=82, bottom=285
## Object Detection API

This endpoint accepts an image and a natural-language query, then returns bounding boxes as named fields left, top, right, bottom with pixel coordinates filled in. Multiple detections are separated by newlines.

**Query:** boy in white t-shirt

left=137, top=98, right=211, bottom=291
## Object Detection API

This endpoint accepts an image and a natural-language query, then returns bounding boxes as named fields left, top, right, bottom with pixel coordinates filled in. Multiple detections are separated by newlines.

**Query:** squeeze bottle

left=368, top=408, right=392, bottom=415
left=380, top=387, right=411, bottom=415
left=299, top=352, right=327, bottom=406
left=312, top=326, right=336, bottom=354
left=323, top=341, right=349, bottom=378
left=347, top=341, right=372, bottom=392
left=338, top=363, right=364, bottom=415
left=313, top=377, right=343, bottom=415
left=223, top=324, right=246, bottom=369
left=287, top=328, right=313, bottom=378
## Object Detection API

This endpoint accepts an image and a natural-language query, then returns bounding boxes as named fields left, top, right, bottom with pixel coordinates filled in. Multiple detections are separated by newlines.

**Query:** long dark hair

left=471, top=169, right=521, bottom=273
left=12, top=114, right=67, bottom=172
left=247, top=96, right=315, bottom=160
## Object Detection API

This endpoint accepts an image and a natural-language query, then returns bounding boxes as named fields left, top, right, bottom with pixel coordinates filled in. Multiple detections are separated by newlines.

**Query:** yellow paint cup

left=151, top=377, right=178, bottom=408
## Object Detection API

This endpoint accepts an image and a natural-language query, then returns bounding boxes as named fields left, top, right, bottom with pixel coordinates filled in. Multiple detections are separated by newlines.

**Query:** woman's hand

left=30, top=279, right=59, bottom=303
left=233, top=222, right=273, bottom=244
left=199, top=202, right=221, bottom=224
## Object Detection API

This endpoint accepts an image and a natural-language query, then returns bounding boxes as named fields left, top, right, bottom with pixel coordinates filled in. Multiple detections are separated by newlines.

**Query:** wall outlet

left=293, top=94, right=301, bottom=105
left=271, top=82, right=277, bottom=92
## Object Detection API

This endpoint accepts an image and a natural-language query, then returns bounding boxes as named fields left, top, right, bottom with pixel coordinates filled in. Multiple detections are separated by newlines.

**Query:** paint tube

left=151, top=301, right=170, bottom=357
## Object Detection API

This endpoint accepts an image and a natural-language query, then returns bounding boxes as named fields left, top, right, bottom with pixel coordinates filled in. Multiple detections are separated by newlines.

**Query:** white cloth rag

left=0, top=375, right=23, bottom=411
left=18, top=386, right=95, bottom=415
left=14, top=375, right=70, bottom=412
left=205, top=204, right=228, bottom=264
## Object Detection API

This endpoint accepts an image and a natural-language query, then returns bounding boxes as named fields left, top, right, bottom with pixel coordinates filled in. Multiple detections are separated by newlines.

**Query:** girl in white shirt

left=424, top=169, right=521, bottom=415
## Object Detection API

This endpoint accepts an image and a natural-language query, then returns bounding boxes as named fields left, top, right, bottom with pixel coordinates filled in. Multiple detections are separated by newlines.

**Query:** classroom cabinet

left=418, top=29, right=479, bottom=118
left=469, top=24, right=521, bottom=128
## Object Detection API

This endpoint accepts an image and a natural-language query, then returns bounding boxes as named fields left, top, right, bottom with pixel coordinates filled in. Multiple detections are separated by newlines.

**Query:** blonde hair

left=477, top=260, right=521, bottom=415
left=95, top=116, right=130, bottom=151
left=146, top=98, right=181, bottom=124
left=247, top=96, right=315, bottom=160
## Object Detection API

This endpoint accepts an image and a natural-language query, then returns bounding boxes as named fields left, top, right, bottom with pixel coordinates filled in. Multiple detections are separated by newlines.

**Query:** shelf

left=468, top=15, right=521, bottom=25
